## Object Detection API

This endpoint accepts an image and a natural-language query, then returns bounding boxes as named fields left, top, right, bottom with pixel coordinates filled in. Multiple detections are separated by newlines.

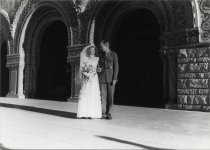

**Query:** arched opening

left=0, top=34, right=9, bottom=97
left=35, top=20, right=70, bottom=101
left=110, top=9, right=164, bottom=108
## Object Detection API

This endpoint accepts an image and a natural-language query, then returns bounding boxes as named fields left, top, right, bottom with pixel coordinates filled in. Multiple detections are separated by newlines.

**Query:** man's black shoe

left=105, top=114, right=112, bottom=120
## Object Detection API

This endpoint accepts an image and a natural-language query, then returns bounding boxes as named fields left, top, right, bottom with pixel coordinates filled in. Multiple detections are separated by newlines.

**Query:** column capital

left=67, top=44, right=88, bottom=59
left=160, top=49, right=177, bottom=58
left=6, top=54, right=20, bottom=69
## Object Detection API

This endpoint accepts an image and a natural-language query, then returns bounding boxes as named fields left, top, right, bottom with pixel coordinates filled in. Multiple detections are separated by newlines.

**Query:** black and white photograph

left=0, top=0, right=210, bottom=149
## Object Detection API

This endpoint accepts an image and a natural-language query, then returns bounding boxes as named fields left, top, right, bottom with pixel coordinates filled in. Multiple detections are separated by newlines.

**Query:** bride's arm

left=96, top=57, right=102, bottom=73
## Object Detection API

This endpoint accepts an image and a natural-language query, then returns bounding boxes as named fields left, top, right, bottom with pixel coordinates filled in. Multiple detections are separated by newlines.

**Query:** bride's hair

left=86, top=45, right=96, bottom=57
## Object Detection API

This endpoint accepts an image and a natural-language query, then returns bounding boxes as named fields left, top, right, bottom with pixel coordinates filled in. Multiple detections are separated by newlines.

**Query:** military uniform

left=98, top=51, right=119, bottom=117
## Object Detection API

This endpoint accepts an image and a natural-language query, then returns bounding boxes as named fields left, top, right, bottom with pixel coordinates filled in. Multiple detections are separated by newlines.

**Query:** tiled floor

left=0, top=98, right=210, bottom=149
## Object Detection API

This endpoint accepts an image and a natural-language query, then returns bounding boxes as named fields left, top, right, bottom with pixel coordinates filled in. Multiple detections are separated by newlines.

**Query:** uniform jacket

left=98, top=51, right=119, bottom=83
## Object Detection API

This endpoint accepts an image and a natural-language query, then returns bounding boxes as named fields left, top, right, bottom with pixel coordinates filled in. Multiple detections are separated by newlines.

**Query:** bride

left=77, top=45, right=102, bottom=119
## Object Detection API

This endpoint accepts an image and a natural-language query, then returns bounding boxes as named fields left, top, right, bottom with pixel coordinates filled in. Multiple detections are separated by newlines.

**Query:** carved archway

left=89, top=0, right=196, bottom=46
left=87, top=0, right=198, bottom=108
left=88, top=0, right=172, bottom=46
left=87, top=0, right=172, bottom=107
left=12, top=0, right=78, bottom=54
left=23, top=8, right=69, bottom=99
left=9, top=0, right=78, bottom=98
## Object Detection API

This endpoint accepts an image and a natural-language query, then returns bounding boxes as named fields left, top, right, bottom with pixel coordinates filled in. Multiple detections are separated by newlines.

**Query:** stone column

left=23, top=54, right=39, bottom=98
left=67, top=58, right=80, bottom=101
left=67, top=45, right=87, bottom=102
left=69, top=60, right=76, bottom=98
left=23, top=65, right=38, bottom=98
left=165, top=50, right=178, bottom=109
left=6, top=54, right=19, bottom=98
left=159, top=49, right=168, bottom=104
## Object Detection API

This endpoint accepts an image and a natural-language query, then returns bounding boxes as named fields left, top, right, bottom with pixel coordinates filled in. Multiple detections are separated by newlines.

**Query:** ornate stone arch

left=87, top=0, right=191, bottom=108
left=12, top=0, right=79, bottom=54
left=7, top=0, right=79, bottom=98
left=22, top=7, right=68, bottom=98
left=86, top=0, right=173, bottom=106
left=87, top=0, right=172, bottom=46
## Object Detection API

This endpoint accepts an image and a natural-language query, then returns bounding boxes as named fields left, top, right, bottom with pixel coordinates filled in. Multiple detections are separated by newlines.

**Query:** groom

left=98, top=40, right=119, bottom=120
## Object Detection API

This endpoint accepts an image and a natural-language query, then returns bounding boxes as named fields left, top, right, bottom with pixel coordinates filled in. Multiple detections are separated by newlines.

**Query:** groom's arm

left=113, top=52, right=119, bottom=82
left=96, top=63, right=102, bottom=73
left=96, top=58, right=102, bottom=73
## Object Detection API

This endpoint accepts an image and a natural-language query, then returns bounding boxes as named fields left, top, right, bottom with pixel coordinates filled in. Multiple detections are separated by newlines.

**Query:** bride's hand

left=97, top=68, right=102, bottom=72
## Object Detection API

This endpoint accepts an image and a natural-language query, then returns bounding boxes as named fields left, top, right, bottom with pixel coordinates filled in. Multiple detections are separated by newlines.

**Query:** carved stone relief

left=199, top=0, right=210, bottom=41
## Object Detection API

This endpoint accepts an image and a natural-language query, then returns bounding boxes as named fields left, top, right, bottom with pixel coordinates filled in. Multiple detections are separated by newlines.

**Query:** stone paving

left=0, top=98, right=210, bottom=149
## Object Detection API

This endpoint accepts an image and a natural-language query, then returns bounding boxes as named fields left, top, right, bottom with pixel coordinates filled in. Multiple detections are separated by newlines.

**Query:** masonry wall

left=177, top=45, right=210, bottom=111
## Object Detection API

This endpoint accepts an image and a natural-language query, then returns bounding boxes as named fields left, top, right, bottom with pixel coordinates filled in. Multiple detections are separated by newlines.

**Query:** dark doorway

left=36, top=21, right=70, bottom=101
left=0, top=39, right=9, bottom=97
left=112, top=9, right=164, bottom=108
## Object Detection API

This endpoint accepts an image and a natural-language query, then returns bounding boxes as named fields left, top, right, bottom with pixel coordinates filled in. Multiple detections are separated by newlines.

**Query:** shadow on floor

left=0, top=103, right=77, bottom=119
left=0, top=143, right=10, bottom=150
left=96, top=135, right=173, bottom=150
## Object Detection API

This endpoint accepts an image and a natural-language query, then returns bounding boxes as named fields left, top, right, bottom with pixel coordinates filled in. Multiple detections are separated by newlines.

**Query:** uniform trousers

left=100, top=82, right=115, bottom=115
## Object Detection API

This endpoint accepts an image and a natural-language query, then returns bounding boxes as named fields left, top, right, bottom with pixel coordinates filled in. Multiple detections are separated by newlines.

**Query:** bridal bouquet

left=81, top=63, right=96, bottom=82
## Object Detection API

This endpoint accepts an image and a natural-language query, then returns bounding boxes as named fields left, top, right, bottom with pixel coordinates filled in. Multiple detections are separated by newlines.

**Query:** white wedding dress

left=77, top=54, right=102, bottom=118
